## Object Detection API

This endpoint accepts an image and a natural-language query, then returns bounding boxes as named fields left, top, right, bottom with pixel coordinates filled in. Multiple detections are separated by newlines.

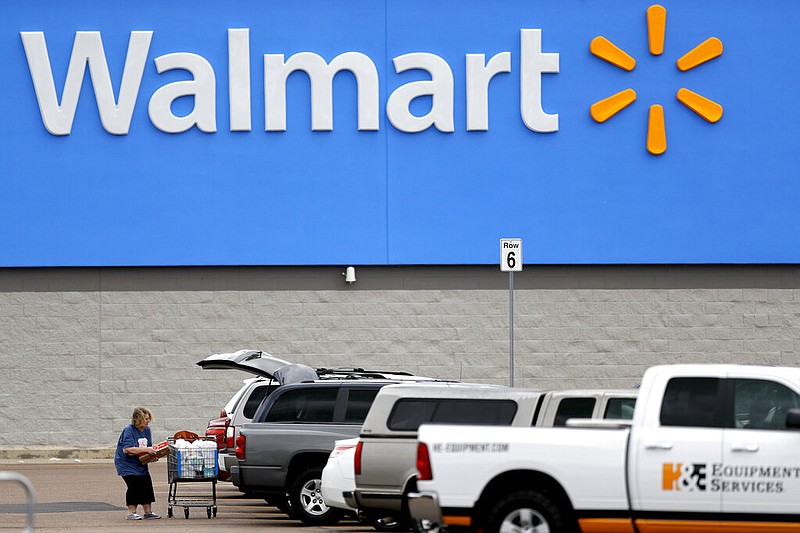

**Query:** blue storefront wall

left=0, top=0, right=797, bottom=266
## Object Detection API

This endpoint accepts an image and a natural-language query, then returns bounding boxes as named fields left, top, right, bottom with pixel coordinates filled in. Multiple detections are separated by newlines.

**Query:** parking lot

left=0, top=461, right=371, bottom=532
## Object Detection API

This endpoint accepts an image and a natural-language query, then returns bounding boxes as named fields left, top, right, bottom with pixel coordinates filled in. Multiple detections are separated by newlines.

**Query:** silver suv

left=199, top=349, right=428, bottom=483
left=351, top=383, right=638, bottom=529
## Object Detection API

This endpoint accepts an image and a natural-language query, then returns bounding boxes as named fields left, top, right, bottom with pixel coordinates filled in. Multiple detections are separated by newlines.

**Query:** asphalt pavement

left=0, top=460, right=372, bottom=532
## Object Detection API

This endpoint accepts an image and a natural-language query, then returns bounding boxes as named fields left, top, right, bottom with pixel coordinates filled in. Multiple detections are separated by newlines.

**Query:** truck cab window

left=734, top=379, right=800, bottom=430
left=660, top=377, right=724, bottom=428
left=344, top=388, right=380, bottom=423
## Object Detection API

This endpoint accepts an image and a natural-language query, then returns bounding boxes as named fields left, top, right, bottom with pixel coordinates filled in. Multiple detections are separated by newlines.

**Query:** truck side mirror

left=786, top=408, right=800, bottom=430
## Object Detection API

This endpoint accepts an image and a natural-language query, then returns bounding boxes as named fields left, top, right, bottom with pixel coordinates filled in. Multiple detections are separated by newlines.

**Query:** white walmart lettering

left=20, top=28, right=559, bottom=136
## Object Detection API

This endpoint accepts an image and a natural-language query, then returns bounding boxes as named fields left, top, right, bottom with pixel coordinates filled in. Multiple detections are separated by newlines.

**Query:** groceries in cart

left=172, top=438, right=217, bottom=479
left=167, top=433, right=219, bottom=518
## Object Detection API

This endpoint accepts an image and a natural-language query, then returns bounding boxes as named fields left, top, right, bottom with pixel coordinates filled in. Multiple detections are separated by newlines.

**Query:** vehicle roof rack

left=315, top=368, right=415, bottom=379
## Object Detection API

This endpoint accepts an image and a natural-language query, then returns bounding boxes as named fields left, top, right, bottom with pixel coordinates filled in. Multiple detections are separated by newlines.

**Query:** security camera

left=343, top=266, right=356, bottom=284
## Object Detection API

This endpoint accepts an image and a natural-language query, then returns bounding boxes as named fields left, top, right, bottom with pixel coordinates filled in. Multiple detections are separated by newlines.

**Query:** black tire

left=265, top=494, right=296, bottom=518
left=486, top=489, right=569, bottom=533
left=288, top=468, right=344, bottom=526
left=184, top=507, right=189, bottom=519
left=167, top=507, right=173, bottom=518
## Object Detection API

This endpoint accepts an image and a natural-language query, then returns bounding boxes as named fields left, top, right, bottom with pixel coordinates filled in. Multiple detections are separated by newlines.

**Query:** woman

left=114, top=407, right=161, bottom=520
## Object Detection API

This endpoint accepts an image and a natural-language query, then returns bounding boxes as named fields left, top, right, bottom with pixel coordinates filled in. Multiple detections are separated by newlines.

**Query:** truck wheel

left=486, top=490, right=568, bottom=533
left=288, top=468, right=344, bottom=526
left=265, top=494, right=296, bottom=518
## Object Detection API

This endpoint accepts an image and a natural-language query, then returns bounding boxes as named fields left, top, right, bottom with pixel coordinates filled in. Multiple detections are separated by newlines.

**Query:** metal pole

left=509, top=270, right=514, bottom=387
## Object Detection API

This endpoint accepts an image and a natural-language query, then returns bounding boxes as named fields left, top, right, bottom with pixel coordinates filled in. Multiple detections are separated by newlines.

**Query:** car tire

left=265, top=494, right=296, bottom=518
left=486, top=489, right=573, bottom=533
left=288, top=468, right=344, bottom=526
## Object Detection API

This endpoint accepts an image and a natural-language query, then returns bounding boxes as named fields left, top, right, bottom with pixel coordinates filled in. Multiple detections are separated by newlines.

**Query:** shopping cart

left=166, top=436, right=218, bottom=518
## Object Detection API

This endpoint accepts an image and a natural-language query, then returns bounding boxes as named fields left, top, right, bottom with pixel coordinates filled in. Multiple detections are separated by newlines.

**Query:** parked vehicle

left=232, top=371, right=440, bottom=526
left=199, top=349, right=299, bottom=481
left=347, top=382, right=637, bottom=529
left=199, top=348, right=412, bottom=483
left=409, top=364, right=800, bottom=533
left=320, top=438, right=359, bottom=515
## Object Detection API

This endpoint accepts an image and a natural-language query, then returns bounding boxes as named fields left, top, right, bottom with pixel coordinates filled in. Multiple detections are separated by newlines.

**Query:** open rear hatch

left=197, top=349, right=291, bottom=379
left=197, top=349, right=318, bottom=383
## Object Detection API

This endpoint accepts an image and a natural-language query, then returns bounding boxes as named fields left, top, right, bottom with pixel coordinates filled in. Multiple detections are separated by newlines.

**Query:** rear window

left=604, top=397, right=636, bottom=420
left=387, top=398, right=517, bottom=431
left=553, top=398, right=597, bottom=426
left=264, top=387, right=337, bottom=423
left=344, top=388, right=381, bottom=423
left=242, top=383, right=280, bottom=419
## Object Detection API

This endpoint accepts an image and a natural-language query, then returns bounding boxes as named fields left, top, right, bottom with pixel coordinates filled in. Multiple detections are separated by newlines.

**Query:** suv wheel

left=289, top=468, right=344, bottom=526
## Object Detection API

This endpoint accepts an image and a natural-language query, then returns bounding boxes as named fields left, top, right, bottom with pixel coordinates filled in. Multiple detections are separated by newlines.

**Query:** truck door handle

left=731, top=444, right=759, bottom=453
left=645, top=441, right=673, bottom=450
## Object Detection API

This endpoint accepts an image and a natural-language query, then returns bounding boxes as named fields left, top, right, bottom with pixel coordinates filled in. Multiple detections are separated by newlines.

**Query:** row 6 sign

left=501, top=239, right=523, bottom=272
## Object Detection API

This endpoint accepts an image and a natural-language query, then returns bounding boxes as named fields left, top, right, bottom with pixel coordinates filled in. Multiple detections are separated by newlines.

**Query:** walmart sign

left=1, top=0, right=797, bottom=266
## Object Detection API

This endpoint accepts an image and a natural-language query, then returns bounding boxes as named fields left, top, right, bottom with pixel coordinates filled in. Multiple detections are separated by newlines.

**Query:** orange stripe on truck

left=442, top=515, right=471, bottom=527
left=578, top=518, right=635, bottom=533
left=636, top=520, right=800, bottom=533
left=580, top=518, right=800, bottom=533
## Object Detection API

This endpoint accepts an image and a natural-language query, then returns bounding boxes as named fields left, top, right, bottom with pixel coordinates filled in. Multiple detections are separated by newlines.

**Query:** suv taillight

left=226, top=426, right=235, bottom=449
left=235, top=435, right=246, bottom=460
left=354, top=440, right=364, bottom=476
left=416, top=443, right=433, bottom=481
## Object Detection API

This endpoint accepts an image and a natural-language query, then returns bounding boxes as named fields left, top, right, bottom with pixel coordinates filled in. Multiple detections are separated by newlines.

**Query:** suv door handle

left=645, top=441, right=673, bottom=450
left=731, top=444, right=759, bottom=453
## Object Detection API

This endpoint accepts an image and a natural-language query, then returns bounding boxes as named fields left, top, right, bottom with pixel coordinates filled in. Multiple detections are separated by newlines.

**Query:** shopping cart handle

left=0, top=471, right=36, bottom=533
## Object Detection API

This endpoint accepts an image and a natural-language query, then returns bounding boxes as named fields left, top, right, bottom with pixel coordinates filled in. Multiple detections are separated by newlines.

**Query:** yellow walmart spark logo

left=590, top=4, right=723, bottom=155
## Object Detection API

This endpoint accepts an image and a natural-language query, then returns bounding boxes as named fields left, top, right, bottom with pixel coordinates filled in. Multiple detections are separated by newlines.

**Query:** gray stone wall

left=1, top=265, right=800, bottom=450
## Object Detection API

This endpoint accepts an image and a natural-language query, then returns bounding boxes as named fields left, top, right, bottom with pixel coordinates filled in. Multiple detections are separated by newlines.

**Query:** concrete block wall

left=1, top=265, right=800, bottom=450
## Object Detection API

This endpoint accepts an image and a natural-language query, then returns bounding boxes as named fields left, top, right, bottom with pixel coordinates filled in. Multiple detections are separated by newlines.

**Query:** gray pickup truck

left=231, top=373, right=438, bottom=526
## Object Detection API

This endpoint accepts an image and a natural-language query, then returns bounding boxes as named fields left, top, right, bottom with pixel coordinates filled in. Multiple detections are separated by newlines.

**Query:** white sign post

left=500, top=238, right=522, bottom=387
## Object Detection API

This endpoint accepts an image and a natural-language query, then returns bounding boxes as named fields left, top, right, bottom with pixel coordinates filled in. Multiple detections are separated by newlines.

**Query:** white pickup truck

left=409, top=364, right=800, bottom=533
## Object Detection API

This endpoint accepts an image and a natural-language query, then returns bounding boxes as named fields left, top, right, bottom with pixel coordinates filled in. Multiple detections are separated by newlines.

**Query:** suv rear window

left=553, top=398, right=596, bottom=426
left=387, top=399, right=518, bottom=431
left=264, top=387, right=337, bottom=423
left=242, top=383, right=280, bottom=419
